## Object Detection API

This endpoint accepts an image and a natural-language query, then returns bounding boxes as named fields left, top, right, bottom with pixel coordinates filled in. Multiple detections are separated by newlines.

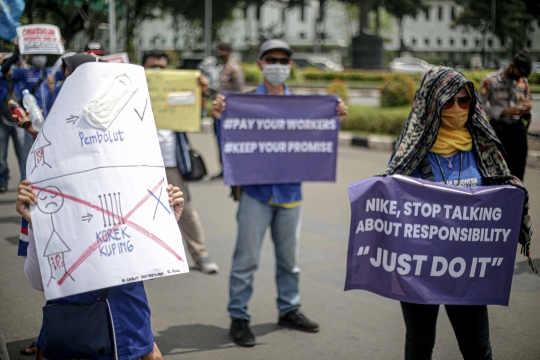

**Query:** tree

left=382, top=0, right=429, bottom=55
left=22, top=0, right=88, bottom=45
left=452, top=0, right=531, bottom=63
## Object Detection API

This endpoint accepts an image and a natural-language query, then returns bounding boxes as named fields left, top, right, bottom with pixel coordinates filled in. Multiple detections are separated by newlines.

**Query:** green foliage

left=380, top=73, right=415, bottom=107
left=241, top=64, right=263, bottom=83
left=301, top=68, right=423, bottom=82
left=461, top=70, right=491, bottom=90
left=528, top=72, right=540, bottom=85
left=327, top=79, right=349, bottom=102
left=342, top=105, right=410, bottom=135
left=452, top=0, right=532, bottom=53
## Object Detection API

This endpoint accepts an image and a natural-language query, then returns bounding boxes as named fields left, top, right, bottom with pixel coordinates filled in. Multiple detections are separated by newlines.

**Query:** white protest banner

left=28, top=62, right=189, bottom=300
left=102, top=53, right=130, bottom=64
left=17, top=24, right=65, bottom=54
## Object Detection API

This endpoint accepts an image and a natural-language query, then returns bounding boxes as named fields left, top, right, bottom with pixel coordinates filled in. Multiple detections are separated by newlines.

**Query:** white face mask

left=32, top=56, right=47, bottom=68
left=263, top=64, right=290, bottom=86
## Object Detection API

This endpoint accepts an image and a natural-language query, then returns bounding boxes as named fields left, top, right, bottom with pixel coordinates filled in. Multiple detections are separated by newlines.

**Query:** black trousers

left=494, top=127, right=528, bottom=181
left=400, top=302, right=492, bottom=360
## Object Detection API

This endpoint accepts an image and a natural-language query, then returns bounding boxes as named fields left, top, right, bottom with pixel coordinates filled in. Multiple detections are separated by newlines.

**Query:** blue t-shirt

left=411, top=150, right=482, bottom=186
left=240, top=82, right=302, bottom=204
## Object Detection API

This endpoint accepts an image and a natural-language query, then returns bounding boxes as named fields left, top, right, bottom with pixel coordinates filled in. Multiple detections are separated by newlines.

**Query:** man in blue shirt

left=212, top=39, right=348, bottom=347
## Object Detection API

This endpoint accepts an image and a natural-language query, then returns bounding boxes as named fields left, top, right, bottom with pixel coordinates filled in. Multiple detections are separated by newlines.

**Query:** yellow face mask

left=441, top=103, right=469, bottom=130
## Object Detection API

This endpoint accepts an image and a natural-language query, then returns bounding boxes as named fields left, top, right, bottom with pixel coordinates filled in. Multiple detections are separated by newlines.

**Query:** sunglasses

left=443, top=96, right=471, bottom=110
left=263, top=56, right=290, bottom=65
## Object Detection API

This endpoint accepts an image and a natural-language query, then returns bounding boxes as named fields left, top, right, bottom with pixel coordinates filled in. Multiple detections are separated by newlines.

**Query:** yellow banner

left=146, top=70, right=202, bottom=132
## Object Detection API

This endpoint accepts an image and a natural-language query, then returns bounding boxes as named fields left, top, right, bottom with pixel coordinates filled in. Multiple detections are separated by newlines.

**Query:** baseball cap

left=513, top=49, right=532, bottom=77
left=84, top=40, right=105, bottom=56
left=258, top=39, right=293, bottom=59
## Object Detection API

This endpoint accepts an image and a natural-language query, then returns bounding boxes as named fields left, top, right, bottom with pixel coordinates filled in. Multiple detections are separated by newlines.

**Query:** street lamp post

left=205, top=0, right=212, bottom=57
left=490, top=0, right=495, bottom=63
left=109, top=0, right=117, bottom=54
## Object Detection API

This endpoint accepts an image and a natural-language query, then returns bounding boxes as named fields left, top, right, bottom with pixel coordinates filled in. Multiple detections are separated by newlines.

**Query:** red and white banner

left=102, top=53, right=130, bottom=64
left=16, top=24, right=65, bottom=55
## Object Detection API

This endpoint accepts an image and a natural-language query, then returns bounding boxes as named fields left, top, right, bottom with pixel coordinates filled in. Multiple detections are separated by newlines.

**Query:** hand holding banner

left=221, top=93, right=339, bottom=186
left=16, top=24, right=65, bottom=54
left=345, top=175, right=525, bottom=306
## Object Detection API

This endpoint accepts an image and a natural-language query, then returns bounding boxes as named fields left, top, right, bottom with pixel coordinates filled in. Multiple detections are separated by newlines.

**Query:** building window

left=451, top=6, right=456, bottom=20
left=437, top=38, right=442, bottom=46
left=412, top=38, right=417, bottom=46
left=299, top=32, right=305, bottom=39
left=488, top=39, right=493, bottom=47
left=438, top=6, right=443, bottom=21
left=475, top=38, right=481, bottom=47
left=425, top=38, right=430, bottom=46
left=282, top=9, right=286, bottom=22
left=462, top=38, right=467, bottom=47
left=300, top=5, right=305, bottom=22
left=425, top=9, right=430, bottom=21
left=527, top=40, right=532, bottom=48
left=449, top=38, right=454, bottom=47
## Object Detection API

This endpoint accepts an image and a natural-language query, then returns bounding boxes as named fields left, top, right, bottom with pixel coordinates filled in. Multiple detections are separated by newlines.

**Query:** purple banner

left=345, top=175, right=525, bottom=305
left=220, top=93, right=339, bottom=186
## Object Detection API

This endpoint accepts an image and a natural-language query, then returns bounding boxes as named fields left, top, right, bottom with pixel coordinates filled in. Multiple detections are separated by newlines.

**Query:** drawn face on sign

left=37, top=186, right=65, bottom=214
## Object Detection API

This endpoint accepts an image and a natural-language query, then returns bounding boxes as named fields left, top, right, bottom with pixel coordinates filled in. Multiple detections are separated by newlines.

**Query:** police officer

left=479, top=50, right=533, bottom=181
left=216, top=42, right=244, bottom=92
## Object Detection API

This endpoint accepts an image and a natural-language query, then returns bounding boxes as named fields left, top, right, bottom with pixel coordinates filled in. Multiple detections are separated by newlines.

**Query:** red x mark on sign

left=32, top=177, right=184, bottom=286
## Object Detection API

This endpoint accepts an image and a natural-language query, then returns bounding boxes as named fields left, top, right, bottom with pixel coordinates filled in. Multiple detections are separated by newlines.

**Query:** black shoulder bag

left=41, top=288, right=112, bottom=359
left=176, top=132, right=207, bottom=181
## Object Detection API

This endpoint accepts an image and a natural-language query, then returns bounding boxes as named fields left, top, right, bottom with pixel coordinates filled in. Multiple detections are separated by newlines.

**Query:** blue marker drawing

left=148, top=187, right=171, bottom=220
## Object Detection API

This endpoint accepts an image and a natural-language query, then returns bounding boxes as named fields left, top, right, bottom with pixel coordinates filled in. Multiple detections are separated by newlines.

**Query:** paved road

left=1, top=134, right=539, bottom=359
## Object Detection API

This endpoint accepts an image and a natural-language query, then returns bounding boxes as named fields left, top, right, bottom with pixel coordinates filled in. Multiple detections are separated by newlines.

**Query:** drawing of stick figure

left=37, top=186, right=74, bottom=286
left=30, top=129, right=52, bottom=174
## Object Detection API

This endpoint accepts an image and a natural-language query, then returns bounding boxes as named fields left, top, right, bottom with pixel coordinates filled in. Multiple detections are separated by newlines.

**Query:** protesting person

left=143, top=50, right=219, bottom=274
left=212, top=39, right=348, bottom=347
left=0, top=53, right=25, bottom=193
left=16, top=178, right=184, bottom=359
left=84, top=40, right=106, bottom=56
left=384, top=66, right=533, bottom=359
left=478, top=50, right=533, bottom=181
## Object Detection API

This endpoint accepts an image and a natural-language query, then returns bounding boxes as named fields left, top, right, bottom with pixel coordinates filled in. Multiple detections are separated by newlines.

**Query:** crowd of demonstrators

left=142, top=49, right=219, bottom=274
left=479, top=50, right=533, bottom=181
left=385, top=66, right=532, bottom=360
left=1, top=27, right=535, bottom=359
left=212, top=39, right=348, bottom=347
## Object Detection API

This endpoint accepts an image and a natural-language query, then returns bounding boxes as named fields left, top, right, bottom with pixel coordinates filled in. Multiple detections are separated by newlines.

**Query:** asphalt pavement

left=1, top=133, right=539, bottom=360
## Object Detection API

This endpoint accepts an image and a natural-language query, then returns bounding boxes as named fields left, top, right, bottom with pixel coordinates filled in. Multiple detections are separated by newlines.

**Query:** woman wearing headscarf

left=385, top=67, right=534, bottom=360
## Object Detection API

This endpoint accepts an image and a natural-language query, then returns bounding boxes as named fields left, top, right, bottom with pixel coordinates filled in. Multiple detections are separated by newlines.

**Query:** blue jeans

left=20, top=131, right=34, bottom=181
left=228, top=192, right=302, bottom=321
left=0, top=121, right=25, bottom=186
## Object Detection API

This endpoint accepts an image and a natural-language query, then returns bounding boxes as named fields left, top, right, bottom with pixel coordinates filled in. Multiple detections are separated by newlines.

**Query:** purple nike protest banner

left=220, top=93, right=339, bottom=186
left=345, top=175, right=526, bottom=306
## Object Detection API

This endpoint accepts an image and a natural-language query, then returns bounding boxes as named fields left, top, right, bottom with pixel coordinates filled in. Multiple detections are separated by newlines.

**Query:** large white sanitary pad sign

left=28, top=62, right=189, bottom=300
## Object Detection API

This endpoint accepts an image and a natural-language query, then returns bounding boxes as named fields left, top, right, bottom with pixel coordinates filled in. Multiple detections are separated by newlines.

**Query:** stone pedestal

left=351, top=34, right=386, bottom=70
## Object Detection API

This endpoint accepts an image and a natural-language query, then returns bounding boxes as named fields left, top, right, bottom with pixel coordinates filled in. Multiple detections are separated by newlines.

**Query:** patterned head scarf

left=385, top=67, right=535, bottom=271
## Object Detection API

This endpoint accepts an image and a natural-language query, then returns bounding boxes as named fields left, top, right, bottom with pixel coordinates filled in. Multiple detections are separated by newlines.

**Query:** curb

left=527, top=151, right=540, bottom=168
left=339, top=133, right=395, bottom=151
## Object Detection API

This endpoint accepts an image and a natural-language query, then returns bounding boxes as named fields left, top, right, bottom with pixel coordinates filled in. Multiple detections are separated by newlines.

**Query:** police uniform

left=479, top=68, right=531, bottom=180
left=217, top=60, right=244, bottom=92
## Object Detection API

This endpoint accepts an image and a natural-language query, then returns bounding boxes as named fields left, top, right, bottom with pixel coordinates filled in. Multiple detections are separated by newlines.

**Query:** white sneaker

left=198, top=258, right=219, bottom=274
